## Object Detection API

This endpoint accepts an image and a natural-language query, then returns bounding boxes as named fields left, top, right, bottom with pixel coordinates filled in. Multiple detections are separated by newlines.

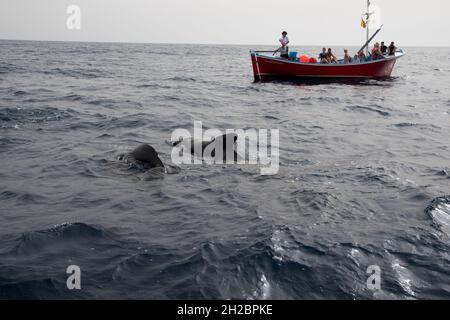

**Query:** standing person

left=380, top=41, right=388, bottom=55
left=279, top=31, right=290, bottom=58
left=388, top=42, right=397, bottom=56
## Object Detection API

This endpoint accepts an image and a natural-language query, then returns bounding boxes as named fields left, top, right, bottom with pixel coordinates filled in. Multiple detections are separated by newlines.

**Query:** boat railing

left=250, top=50, right=278, bottom=54
left=396, top=48, right=405, bottom=55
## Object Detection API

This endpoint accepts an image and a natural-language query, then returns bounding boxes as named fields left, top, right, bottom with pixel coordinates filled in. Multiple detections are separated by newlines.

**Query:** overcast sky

left=1, top=0, right=449, bottom=46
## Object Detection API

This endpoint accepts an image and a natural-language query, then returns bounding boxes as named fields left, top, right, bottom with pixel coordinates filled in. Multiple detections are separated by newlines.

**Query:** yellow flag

left=361, top=18, right=367, bottom=29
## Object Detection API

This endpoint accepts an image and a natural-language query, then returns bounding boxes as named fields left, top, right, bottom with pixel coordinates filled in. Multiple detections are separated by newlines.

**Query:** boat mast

left=366, top=0, right=370, bottom=55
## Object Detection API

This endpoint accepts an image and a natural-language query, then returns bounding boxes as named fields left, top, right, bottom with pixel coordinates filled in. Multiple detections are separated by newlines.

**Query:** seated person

left=388, top=42, right=397, bottom=56
left=319, top=48, right=328, bottom=63
left=380, top=42, right=388, bottom=55
left=372, top=50, right=384, bottom=60
left=371, top=42, right=380, bottom=54
left=327, top=48, right=337, bottom=63
left=371, top=43, right=384, bottom=60
left=343, top=49, right=352, bottom=64
left=357, top=51, right=366, bottom=63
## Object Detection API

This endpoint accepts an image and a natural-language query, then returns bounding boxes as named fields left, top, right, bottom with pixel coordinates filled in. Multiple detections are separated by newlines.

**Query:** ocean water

left=0, top=40, right=449, bottom=299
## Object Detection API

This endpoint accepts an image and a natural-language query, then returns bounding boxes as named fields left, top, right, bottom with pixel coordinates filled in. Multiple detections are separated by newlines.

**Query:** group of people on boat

left=277, top=31, right=397, bottom=64
left=318, top=41, right=397, bottom=64
left=321, top=41, right=397, bottom=64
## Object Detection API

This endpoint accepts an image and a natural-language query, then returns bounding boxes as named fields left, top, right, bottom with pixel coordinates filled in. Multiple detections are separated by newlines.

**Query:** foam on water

left=426, top=196, right=450, bottom=236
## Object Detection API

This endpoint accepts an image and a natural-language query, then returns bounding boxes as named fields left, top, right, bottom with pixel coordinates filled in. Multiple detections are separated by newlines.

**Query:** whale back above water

left=120, top=144, right=165, bottom=171
left=131, top=144, right=164, bottom=167
left=174, top=133, right=239, bottom=161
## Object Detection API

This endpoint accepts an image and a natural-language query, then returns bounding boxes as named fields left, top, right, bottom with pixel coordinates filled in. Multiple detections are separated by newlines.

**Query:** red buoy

left=300, top=55, right=310, bottom=63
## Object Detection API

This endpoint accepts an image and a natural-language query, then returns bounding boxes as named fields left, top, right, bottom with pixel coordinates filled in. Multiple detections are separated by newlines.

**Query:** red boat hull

left=250, top=51, right=403, bottom=81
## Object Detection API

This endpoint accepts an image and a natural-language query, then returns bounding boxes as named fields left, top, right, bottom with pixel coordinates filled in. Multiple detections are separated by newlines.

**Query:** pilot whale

left=172, top=133, right=239, bottom=161
left=119, top=144, right=165, bottom=171
left=118, top=144, right=181, bottom=177
left=119, top=133, right=239, bottom=177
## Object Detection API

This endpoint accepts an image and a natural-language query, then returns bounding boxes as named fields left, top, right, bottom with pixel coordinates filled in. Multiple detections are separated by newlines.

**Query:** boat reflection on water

left=253, top=73, right=401, bottom=87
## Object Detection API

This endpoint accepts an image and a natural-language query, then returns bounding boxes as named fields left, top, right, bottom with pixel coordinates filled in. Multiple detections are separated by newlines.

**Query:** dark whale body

left=174, top=133, right=239, bottom=161
left=130, top=144, right=164, bottom=169
left=120, top=133, right=239, bottom=175
left=119, top=144, right=165, bottom=171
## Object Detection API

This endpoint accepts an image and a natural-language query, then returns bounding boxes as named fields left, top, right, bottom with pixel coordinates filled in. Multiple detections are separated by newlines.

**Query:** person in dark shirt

left=388, top=42, right=397, bottom=56
left=327, top=48, right=337, bottom=63
left=380, top=42, right=388, bottom=55
left=319, top=48, right=328, bottom=63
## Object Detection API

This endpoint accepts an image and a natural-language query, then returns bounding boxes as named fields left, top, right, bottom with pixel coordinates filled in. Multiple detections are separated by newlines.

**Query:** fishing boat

left=250, top=1, right=404, bottom=81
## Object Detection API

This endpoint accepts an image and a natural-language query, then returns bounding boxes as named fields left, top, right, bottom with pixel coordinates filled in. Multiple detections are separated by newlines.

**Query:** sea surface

left=0, top=40, right=449, bottom=299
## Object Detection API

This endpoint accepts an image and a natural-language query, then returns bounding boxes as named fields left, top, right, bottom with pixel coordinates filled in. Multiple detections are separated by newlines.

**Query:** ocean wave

left=13, top=90, right=28, bottom=96
left=95, top=116, right=149, bottom=130
left=64, top=114, right=148, bottom=131
left=0, top=190, right=47, bottom=205
left=136, top=83, right=172, bottom=89
left=425, top=196, right=450, bottom=236
left=435, top=169, right=449, bottom=177
left=392, top=123, right=441, bottom=131
left=0, top=137, right=32, bottom=150
left=0, top=62, right=23, bottom=74
left=44, top=67, right=111, bottom=79
left=108, top=235, right=301, bottom=299
left=63, top=94, right=84, bottom=101
left=391, top=259, right=416, bottom=297
left=168, top=76, right=197, bottom=82
left=0, top=107, right=75, bottom=127
left=0, top=278, right=71, bottom=300
left=289, top=189, right=340, bottom=212
left=317, top=96, right=341, bottom=104
left=351, top=166, right=407, bottom=187
left=12, top=223, right=120, bottom=255
left=346, top=105, right=390, bottom=116
left=112, top=249, right=177, bottom=282
left=109, top=226, right=363, bottom=299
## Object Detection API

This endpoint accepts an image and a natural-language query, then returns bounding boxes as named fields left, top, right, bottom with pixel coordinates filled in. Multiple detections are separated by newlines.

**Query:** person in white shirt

left=279, top=31, right=290, bottom=58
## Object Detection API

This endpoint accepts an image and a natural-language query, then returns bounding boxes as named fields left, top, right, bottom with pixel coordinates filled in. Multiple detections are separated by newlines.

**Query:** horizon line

left=1, top=37, right=449, bottom=48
